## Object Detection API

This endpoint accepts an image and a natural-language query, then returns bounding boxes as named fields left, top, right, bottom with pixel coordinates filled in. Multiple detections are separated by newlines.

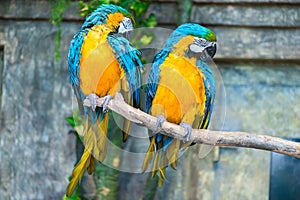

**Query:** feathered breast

left=150, top=53, right=206, bottom=125
left=79, top=24, right=124, bottom=96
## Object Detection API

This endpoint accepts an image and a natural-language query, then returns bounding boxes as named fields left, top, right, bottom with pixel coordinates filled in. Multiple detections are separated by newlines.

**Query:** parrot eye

left=194, top=37, right=209, bottom=47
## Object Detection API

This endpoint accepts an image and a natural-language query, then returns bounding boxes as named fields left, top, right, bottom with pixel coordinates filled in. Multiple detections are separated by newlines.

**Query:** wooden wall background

left=0, top=0, right=299, bottom=199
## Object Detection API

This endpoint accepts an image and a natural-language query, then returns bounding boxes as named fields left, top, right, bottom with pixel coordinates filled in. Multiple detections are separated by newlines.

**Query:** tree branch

left=83, top=93, right=300, bottom=158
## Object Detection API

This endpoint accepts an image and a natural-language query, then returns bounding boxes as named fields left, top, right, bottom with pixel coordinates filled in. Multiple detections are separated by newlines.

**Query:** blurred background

left=0, top=0, right=299, bottom=199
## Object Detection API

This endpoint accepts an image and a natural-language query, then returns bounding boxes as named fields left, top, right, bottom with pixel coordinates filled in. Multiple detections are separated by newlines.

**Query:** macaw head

left=81, top=4, right=134, bottom=34
left=164, top=23, right=217, bottom=59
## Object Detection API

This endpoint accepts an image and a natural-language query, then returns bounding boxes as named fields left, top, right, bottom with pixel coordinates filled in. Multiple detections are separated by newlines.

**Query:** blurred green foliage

left=50, top=0, right=156, bottom=61
left=62, top=190, right=81, bottom=200
left=66, top=111, right=83, bottom=143
left=77, top=0, right=157, bottom=49
left=142, top=173, right=159, bottom=200
left=77, top=0, right=156, bottom=28
left=50, top=0, right=71, bottom=61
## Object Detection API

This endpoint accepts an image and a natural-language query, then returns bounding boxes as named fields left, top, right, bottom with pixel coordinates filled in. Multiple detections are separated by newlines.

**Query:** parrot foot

left=180, top=122, right=192, bottom=143
left=87, top=93, right=100, bottom=112
left=102, top=95, right=112, bottom=113
left=153, top=115, right=166, bottom=135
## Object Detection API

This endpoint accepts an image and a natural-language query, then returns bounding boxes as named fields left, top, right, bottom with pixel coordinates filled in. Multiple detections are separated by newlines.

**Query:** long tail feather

left=142, top=135, right=157, bottom=172
left=66, top=112, right=109, bottom=196
left=84, top=113, right=109, bottom=162
left=166, top=139, right=180, bottom=170
left=158, top=168, right=166, bottom=187
left=152, top=152, right=160, bottom=178
left=66, top=148, right=91, bottom=197
left=146, top=136, right=181, bottom=186
left=121, top=78, right=132, bottom=142
left=153, top=151, right=166, bottom=187
left=122, top=119, right=130, bottom=142
left=152, top=138, right=165, bottom=182
left=87, top=155, right=95, bottom=175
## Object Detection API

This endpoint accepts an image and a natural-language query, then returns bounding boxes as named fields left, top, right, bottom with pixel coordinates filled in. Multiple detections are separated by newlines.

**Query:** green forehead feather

left=204, top=31, right=217, bottom=42
left=175, top=23, right=217, bottom=42
left=163, top=23, right=217, bottom=51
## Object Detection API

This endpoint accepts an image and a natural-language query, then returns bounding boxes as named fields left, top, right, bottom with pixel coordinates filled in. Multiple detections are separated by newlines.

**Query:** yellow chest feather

left=79, top=25, right=124, bottom=96
left=151, top=54, right=206, bottom=124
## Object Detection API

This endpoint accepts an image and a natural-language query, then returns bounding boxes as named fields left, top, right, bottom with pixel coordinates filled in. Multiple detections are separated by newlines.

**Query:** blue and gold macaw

left=67, top=4, right=143, bottom=196
left=142, top=23, right=217, bottom=186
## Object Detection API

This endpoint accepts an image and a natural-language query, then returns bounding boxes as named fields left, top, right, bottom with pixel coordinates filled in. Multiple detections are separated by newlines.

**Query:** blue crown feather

left=81, top=4, right=131, bottom=30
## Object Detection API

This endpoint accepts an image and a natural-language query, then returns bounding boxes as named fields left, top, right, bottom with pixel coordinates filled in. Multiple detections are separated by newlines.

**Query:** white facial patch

left=194, top=37, right=210, bottom=47
left=189, top=44, right=205, bottom=53
left=118, top=17, right=133, bottom=33
left=190, top=37, right=216, bottom=55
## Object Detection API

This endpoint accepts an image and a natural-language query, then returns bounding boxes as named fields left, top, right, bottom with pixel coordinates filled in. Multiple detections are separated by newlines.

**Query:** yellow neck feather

left=172, top=36, right=194, bottom=56
left=106, top=13, right=124, bottom=31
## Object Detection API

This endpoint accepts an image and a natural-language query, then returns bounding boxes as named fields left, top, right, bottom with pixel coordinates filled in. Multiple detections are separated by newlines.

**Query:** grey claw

left=102, top=95, right=112, bottom=113
left=87, top=93, right=99, bottom=112
left=180, top=122, right=192, bottom=143
left=153, top=115, right=166, bottom=135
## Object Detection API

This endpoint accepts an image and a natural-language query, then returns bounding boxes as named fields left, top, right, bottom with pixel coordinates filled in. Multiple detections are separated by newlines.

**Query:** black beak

left=206, top=43, right=217, bottom=58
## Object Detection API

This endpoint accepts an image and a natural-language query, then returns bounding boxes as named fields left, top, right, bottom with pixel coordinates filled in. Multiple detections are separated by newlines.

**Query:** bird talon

left=86, top=93, right=100, bottom=112
left=153, top=115, right=166, bottom=136
left=102, top=95, right=112, bottom=113
left=180, top=122, right=192, bottom=143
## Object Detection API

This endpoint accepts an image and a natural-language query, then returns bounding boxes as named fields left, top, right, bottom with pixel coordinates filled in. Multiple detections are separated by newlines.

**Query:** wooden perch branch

left=84, top=93, right=300, bottom=158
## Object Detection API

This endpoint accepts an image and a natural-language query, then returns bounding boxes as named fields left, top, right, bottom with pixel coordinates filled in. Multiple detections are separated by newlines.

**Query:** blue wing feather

left=68, top=32, right=85, bottom=86
left=196, top=59, right=215, bottom=128
left=145, top=49, right=169, bottom=113
left=68, top=30, right=102, bottom=123
left=107, top=33, right=143, bottom=108
left=81, top=4, right=130, bottom=30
